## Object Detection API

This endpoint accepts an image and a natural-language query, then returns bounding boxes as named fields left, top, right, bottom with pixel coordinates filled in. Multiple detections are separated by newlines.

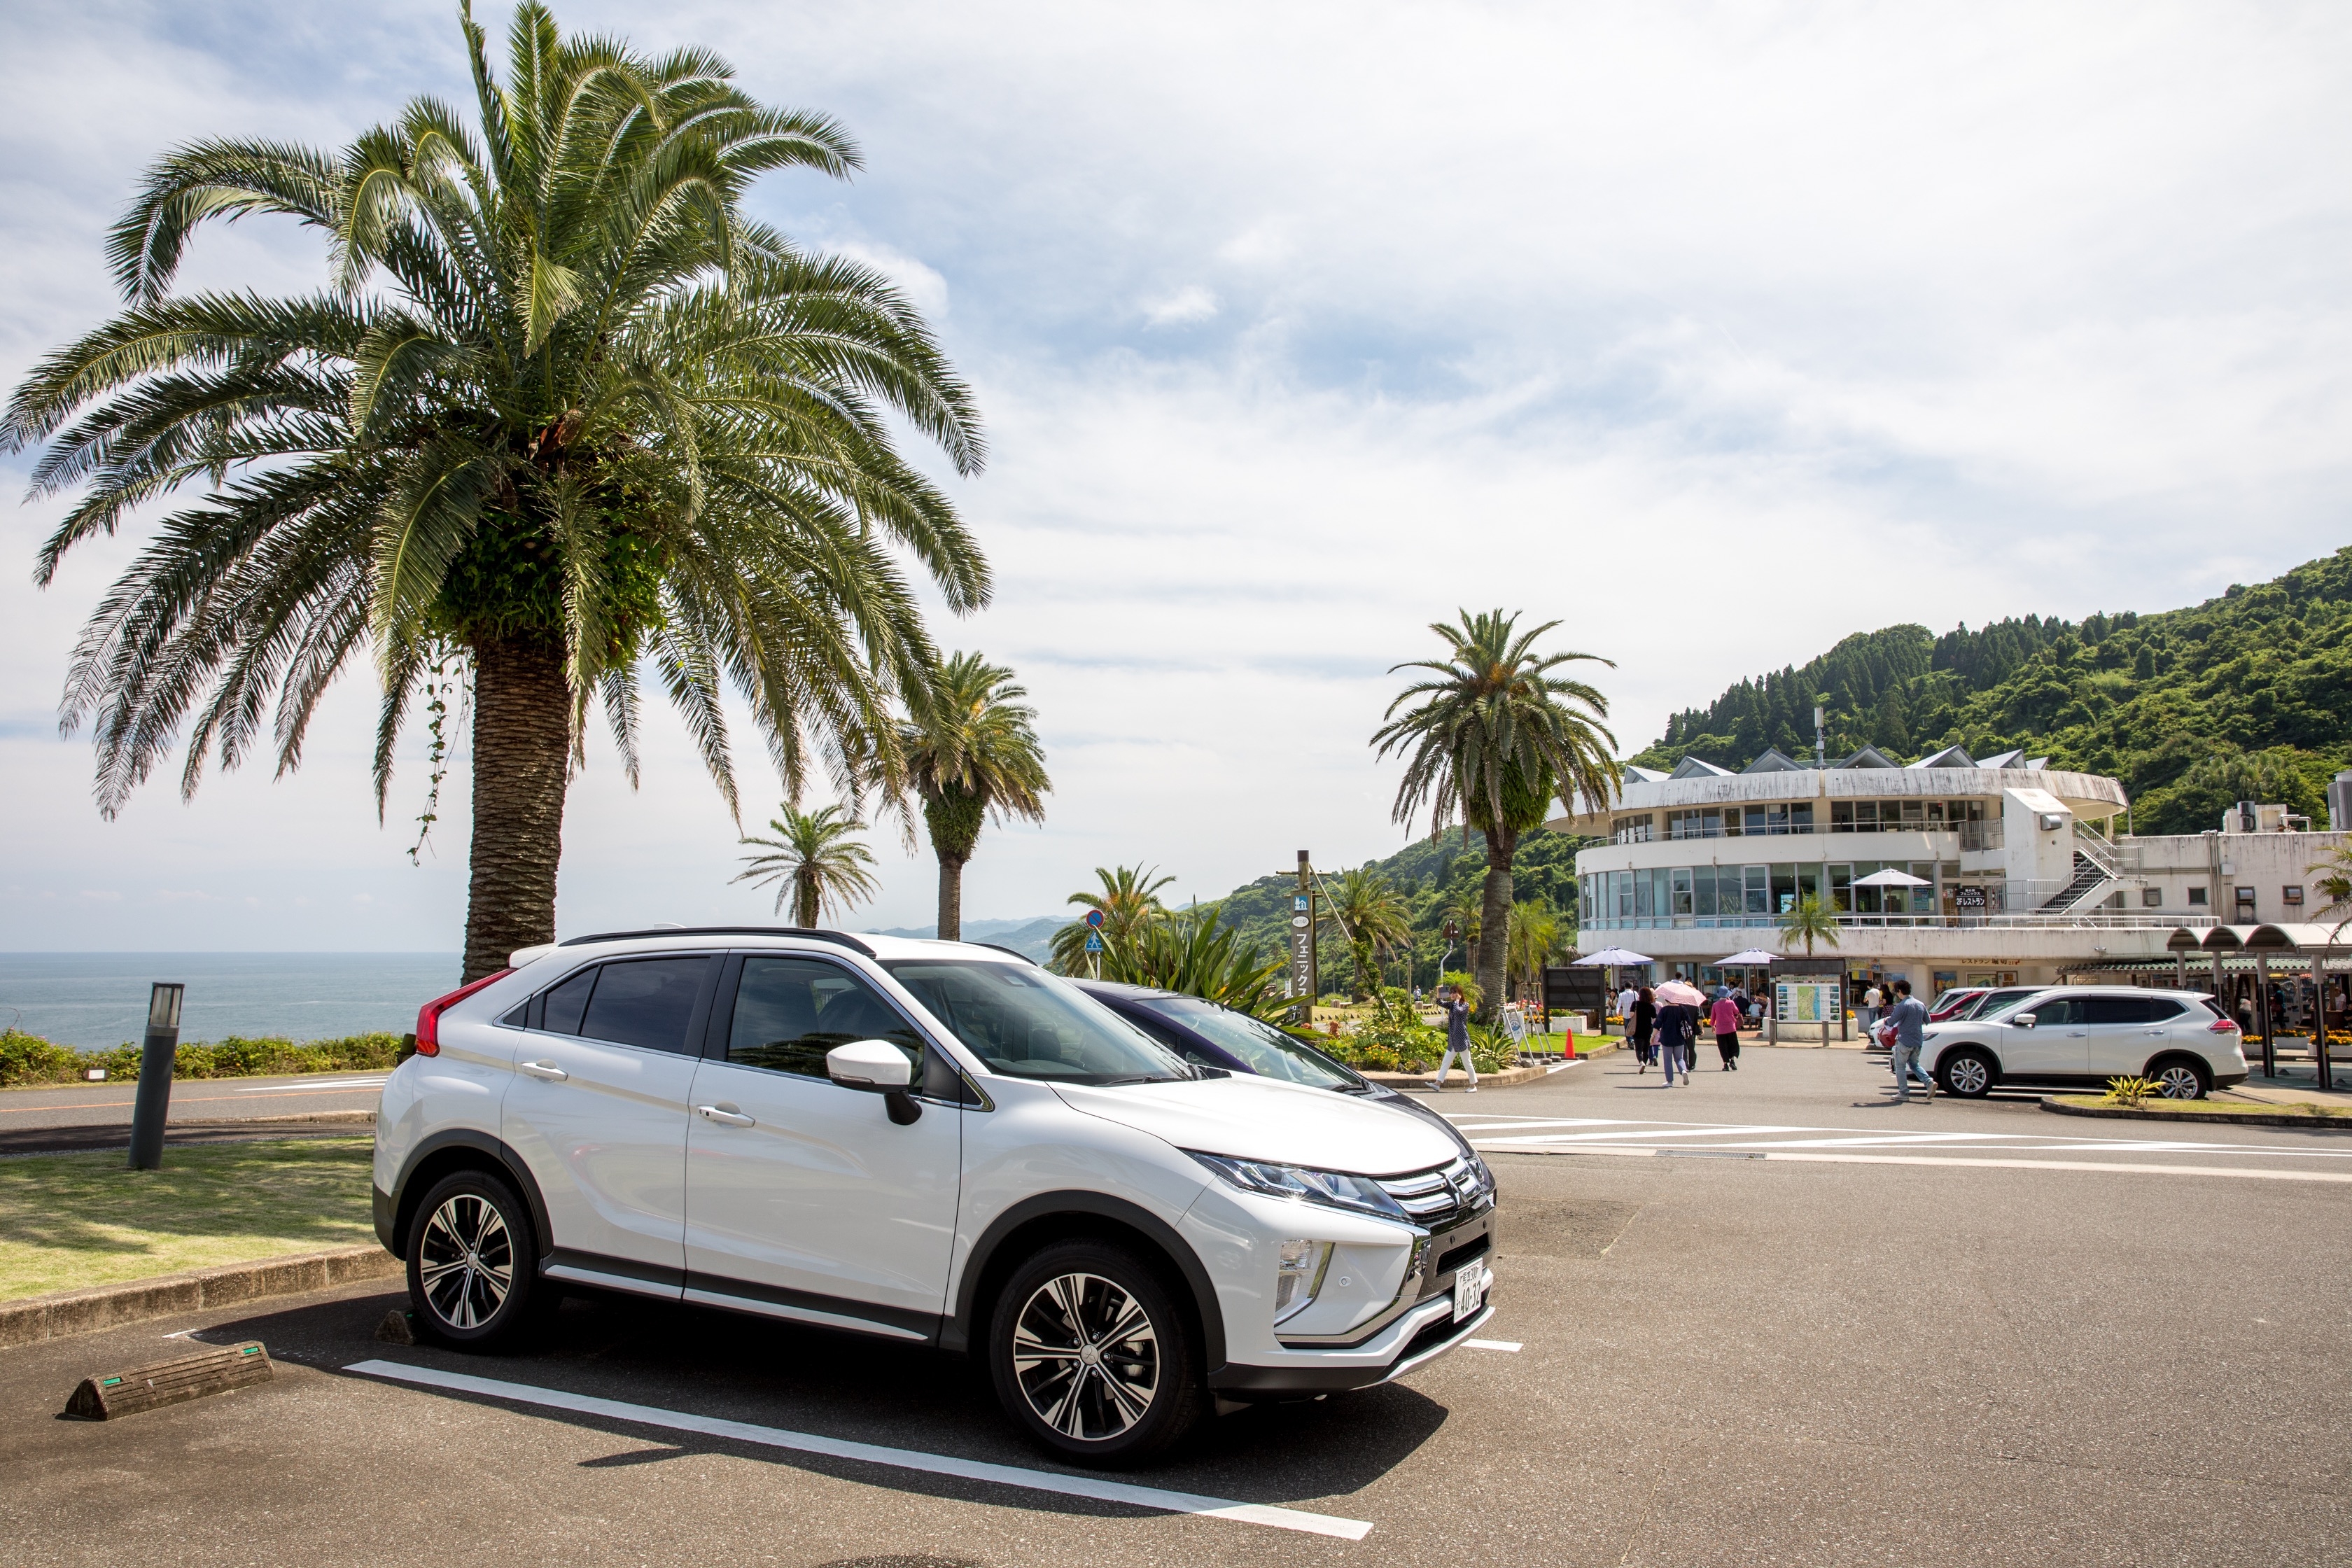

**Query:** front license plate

left=1452, top=1259, right=1488, bottom=1322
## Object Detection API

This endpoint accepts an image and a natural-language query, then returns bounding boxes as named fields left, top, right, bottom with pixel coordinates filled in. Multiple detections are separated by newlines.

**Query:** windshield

left=1136, top=995, right=1366, bottom=1091
left=883, top=960, right=1191, bottom=1084
left=1963, top=988, right=2043, bottom=1021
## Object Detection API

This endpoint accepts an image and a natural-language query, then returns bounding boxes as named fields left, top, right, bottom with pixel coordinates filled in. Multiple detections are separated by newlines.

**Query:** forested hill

left=1637, top=546, right=2352, bottom=835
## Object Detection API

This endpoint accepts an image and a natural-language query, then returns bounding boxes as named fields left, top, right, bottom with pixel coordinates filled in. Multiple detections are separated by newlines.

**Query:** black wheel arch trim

left=946, top=1191, right=1225, bottom=1371
left=386, top=1128, right=555, bottom=1264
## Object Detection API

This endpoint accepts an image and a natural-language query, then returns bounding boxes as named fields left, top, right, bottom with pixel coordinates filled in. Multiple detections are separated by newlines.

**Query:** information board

left=1775, top=980, right=1842, bottom=1025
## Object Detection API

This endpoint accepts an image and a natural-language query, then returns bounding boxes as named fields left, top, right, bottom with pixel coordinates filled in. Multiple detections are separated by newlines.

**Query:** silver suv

left=372, top=927, right=1499, bottom=1464
left=1921, top=984, right=2247, bottom=1100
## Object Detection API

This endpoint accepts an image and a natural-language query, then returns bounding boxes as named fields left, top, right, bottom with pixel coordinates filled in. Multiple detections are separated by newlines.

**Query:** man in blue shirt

left=1886, top=979, right=1934, bottom=1102
left=1434, top=984, right=1476, bottom=1093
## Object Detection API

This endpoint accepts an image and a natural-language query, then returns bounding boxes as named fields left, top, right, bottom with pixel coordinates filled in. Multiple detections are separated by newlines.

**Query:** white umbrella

left=1851, top=869, right=1931, bottom=887
left=1574, top=947, right=1654, bottom=967
left=1716, top=948, right=1779, bottom=965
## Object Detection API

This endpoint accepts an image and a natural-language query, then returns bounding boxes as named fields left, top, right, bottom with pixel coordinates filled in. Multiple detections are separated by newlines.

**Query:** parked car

left=1926, top=987, right=1991, bottom=1023
left=1949, top=986, right=2043, bottom=1022
left=373, top=928, right=1498, bottom=1464
left=1920, top=984, right=2245, bottom=1099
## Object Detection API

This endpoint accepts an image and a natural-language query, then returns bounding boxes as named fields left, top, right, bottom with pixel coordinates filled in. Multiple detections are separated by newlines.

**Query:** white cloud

left=1142, top=285, right=1219, bottom=326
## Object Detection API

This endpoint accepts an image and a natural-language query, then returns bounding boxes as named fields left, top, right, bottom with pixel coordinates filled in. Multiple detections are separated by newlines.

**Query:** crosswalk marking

left=1448, top=1111, right=2352, bottom=1166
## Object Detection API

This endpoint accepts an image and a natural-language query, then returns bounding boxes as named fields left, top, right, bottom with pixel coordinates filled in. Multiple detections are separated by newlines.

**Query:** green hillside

left=1639, top=546, right=2352, bottom=834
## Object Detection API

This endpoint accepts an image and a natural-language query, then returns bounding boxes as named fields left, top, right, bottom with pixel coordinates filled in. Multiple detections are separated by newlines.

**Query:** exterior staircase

left=2038, top=851, right=2114, bottom=913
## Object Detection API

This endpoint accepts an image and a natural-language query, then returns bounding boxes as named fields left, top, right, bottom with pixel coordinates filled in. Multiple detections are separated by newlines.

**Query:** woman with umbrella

left=1656, top=977, right=1708, bottom=1086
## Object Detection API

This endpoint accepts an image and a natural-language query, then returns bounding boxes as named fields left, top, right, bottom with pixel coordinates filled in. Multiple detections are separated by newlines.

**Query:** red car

left=1927, top=987, right=1991, bottom=1023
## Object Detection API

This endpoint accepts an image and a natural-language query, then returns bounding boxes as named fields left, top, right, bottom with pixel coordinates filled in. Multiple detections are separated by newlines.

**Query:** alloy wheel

left=2154, top=1063, right=2206, bottom=1100
left=418, top=1192, right=514, bottom=1330
left=1011, top=1271, right=1161, bottom=1442
left=1945, top=1054, right=1992, bottom=1097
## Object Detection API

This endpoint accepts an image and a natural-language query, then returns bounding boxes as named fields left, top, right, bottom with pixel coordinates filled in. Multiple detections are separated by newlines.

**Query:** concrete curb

left=2038, top=1097, right=2352, bottom=1130
left=0, top=1245, right=400, bottom=1350
left=1362, top=1059, right=1567, bottom=1089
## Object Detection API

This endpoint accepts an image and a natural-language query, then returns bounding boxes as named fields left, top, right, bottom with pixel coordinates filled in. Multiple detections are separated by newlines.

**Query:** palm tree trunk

left=1476, top=827, right=1516, bottom=1023
left=462, top=636, right=573, bottom=982
left=936, top=848, right=968, bottom=942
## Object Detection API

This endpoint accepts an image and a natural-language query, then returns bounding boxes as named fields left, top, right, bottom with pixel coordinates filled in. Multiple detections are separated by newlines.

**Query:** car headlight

left=1275, top=1238, right=1331, bottom=1322
left=1186, top=1152, right=1407, bottom=1221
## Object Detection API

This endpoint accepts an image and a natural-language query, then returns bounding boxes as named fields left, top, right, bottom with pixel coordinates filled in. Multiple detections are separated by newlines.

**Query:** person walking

left=1656, top=977, right=1705, bottom=1086
left=1886, top=978, right=1933, bottom=1102
left=1710, top=989, right=1742, bottom=1070
left=1616, top=982, right=1639, bottom=1041
left=1434, top=983, right=1478, bottom=1093
left=1858, top=982, right=1882, bottom=1032
left=1631, top=985, right=1658, bottom=1072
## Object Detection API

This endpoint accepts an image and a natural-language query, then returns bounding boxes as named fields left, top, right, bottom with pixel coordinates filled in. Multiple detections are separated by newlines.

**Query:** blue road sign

left=1084, top=932, right=1104, bottom=953
left=1085, top=909, right=1106, bottom=928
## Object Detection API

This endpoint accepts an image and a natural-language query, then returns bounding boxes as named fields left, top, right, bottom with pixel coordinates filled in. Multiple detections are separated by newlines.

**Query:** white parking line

left=1476, top=1144, right=2352, bottom=1183
left=343, top=1360, right=1373, bottom=1541
left=1463, top=1339, right=1522, bottom=1352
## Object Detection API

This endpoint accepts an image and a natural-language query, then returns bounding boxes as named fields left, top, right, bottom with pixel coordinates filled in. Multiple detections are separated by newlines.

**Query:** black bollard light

left=127, top=982, right=185, bottom=1171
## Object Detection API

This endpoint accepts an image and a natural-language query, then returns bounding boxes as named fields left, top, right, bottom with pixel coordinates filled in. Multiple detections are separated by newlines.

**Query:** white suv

left=372, top=927, right=1498, bottom=1463
left=1921, top=984, right=2248, bottom=1100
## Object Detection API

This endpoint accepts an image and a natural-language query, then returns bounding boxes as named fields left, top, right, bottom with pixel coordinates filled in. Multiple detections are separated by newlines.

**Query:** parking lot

left=5, top=1047, right=2347, bottom=1565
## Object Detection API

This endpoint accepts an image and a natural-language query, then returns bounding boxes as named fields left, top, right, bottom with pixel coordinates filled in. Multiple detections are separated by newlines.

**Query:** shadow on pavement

left=191, top=1281, right=1448, bottom=1513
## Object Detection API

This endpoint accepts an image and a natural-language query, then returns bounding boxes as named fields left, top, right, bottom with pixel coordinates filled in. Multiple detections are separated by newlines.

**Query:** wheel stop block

left=374, top=1310, right=417, bottom=1345
left=63, top=1340, right=272, bottom=1420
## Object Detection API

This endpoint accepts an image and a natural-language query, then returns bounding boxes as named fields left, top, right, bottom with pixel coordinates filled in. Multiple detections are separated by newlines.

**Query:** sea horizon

left=0, top=951, right=463, bottom=1049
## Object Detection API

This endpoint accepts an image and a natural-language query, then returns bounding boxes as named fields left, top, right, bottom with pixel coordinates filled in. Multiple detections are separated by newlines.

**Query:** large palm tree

left=3, top=3, right=986, bottom=981
left=1049, top=864, right=1175, bottom=974
left=1327, top=866, right=1413, bottom=999
left=732, top=804, right=879, bottom=927
left=1374, top=611, right=1619, bottom=1020
left=899, top=652, right=1050, bottom=941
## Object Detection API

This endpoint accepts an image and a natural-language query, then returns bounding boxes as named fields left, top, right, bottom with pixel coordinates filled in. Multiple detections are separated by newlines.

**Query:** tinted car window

left=727, top=956, right=923, bottom=1078
left=1135, top=996, right=1364, bottom=1090
left=541, top=965, right=598, bottom=1035
left=2025, top=995, right=2082, bottom=1026
left=2084, top=997, right=2156, bottom=1025
left=2143, top=998, right=2187, bottom=1021
left=579, top=957, right=712, bottom=1054
left=883, top=960, right=1189, bottom=1084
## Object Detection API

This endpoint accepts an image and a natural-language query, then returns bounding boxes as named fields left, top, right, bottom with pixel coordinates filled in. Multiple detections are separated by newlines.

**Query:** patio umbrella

left=1716, top=948, right=1779, bottom=965
left=1851, top=869, right=1931, bottom=887
left=1574, top=947, right=1654, bottom=967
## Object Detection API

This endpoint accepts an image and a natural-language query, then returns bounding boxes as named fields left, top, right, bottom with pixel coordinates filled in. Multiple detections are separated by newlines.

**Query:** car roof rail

left=558, top=925, right=876, bottom=958
left=968, top=942, right=1040, bottom=965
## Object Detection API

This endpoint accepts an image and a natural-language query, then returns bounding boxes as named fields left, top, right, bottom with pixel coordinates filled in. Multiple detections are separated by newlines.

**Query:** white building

left=1554, top=744, right=2350, bottom=1011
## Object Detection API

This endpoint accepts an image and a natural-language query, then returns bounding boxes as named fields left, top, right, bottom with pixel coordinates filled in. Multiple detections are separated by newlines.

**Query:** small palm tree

left=1777, top=893, right=1842, bottom=958
left=1506, top=900, right=1568, bottom=1006
left=733, top=805, right=880, bottom=927
left=6, top=3, right=986, bottom=982
left=1375, top=610, right=1619, bottom=1020
left=1328, top=867, right=1413, bottom=999
left=1050, top=865, right=1175, bottom=973
left=1105, top=909, right=1288, bottom=1018
left=900, top=652, right=1051, bottom=941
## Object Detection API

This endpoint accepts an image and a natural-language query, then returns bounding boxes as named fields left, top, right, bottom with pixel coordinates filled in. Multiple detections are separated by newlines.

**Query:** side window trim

left=710, top=948, right=978, bottom=1103
left=524, top=952, right=721, bottom=1055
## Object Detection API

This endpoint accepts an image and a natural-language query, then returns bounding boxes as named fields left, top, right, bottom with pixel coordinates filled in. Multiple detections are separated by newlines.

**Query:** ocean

left=0, top=953, right=463, bottom=1048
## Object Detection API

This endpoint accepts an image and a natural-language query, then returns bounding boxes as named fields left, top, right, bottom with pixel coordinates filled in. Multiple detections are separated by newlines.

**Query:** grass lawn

left=2055, top=1095, right=2352, bottom=1120
left=0, top=1138, right=378, bottom=1302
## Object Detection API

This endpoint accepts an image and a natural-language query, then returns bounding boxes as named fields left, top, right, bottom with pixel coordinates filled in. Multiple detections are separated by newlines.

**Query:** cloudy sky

left=2, top=0, right=2346, bottom=951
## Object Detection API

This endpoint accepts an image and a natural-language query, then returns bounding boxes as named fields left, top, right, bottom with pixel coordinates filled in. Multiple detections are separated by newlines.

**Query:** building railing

left=1581, top=911, right=2218, bottom=934
left=1959, top=819, right=2003, bottom=851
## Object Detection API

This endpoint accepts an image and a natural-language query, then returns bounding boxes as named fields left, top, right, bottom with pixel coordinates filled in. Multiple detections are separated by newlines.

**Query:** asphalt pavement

left=2, top=1046, right=2346, bottom=1564
left=0, top=1071, right=386, bottom=1155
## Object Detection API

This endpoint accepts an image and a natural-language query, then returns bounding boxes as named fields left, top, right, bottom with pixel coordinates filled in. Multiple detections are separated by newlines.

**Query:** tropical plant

left=1438, top=969, right=1485, bottom=1010
left=899, top=651, right=1050, bottom=941
left=1374, top=610, right=1618, bottom=1020
left=1343, top=986, right=1446, bottom=1072
left=1506, top=899, right=1568, bottom=1005
left=1102, top=909, right=1287, bottom=1017
left=4, top=2, right=987, bottom=981
left=1049, top=864, right=1175, bottom=973
left=1777, top=893, right=1842, bottom=958
left=732, top=804, right=880, bottom=927
left=2102, top=1074, right=2160, bottom=1108
left=1326, top=866, right=1413, bottom=998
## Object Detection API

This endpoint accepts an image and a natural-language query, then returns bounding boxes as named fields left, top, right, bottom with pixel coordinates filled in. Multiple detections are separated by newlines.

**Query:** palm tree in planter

left=1375, top=610, right=1619, bottom=1021
left=4, top=2, right=986, bottom=981
left=1050, top=864, right=1174, bottom=974
left=899, top=652, right=1050, bottom=941
left=733, top=804, right=880, bottom=927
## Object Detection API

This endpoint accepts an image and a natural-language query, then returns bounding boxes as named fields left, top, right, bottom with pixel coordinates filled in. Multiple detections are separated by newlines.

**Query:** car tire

left=405, top=1168, right=545, bottom=1351
left=2148, top=1057, right=2211, bottom=1100
left=1939, top=1049, right=1998, bottom=1098
left=988, top=1238, right=1205, bottom=1467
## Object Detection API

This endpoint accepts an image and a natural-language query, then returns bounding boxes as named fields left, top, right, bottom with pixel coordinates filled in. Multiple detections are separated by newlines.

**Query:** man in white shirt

left=1859, top=983, right=1883, bottom=1030
left=1616, top=984, right=1638, bottom=1035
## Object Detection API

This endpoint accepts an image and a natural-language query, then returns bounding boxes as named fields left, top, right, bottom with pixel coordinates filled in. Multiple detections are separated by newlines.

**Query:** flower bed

left=0, top=1028, right=406, bottom=1088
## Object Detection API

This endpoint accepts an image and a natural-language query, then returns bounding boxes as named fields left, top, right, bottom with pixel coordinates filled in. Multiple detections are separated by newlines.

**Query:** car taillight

left=415, top=970, right=511, bottom=1056
left=2208, top=1018, right=2239, bottom=1034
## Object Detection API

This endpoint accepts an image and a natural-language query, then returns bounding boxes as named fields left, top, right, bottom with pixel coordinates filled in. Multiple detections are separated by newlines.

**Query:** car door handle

left=2066, top=1031, right=2089, bottom=1037
left=695, top=1104, right=755, bottom=1127
left=521, top=1060, right=568, bottom=1082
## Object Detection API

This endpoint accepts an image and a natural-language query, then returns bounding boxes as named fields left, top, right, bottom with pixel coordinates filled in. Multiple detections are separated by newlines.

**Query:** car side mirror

left=2010, top=1013, right=2037, bottom=1030
left=827, top=1039, right=922, bottom=1124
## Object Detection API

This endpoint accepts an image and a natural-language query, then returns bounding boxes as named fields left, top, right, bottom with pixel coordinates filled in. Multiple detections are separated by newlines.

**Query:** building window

left=1667, top=808, right=1721, bottom=840
left=2283, top=885, right=2304, bottom=906
left=2234, top=886, right=2258, bottom=916
left=2187, top=886, right=2208, bottom=906
left=1613, top=813, right=1654, bottom=845
left=2142, top=887, right=2162, bottom=906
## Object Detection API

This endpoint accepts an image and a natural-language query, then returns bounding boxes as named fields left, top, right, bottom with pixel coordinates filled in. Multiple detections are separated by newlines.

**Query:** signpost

left=1084, top=909, right=1105, bottom=978
left=1290, top=851, right=1317, bottom=1026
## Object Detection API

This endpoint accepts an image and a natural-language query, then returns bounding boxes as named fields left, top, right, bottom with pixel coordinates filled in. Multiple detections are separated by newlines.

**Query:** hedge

left=0, top=1028, right=407, bottom=1088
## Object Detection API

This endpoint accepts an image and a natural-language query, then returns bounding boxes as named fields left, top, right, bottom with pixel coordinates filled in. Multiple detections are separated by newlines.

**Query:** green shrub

left=0, top=1028, right=406, bottom=1086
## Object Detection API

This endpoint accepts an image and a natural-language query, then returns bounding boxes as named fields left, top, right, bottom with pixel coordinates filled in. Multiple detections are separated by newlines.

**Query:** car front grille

left=1378, top=1154, right=1495, bottom=1228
